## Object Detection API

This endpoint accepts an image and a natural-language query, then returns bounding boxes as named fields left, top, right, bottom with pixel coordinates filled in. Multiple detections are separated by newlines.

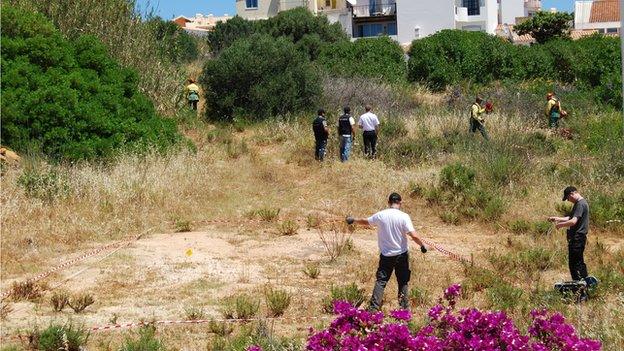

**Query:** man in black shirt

left=549, top=186, right=591, bottom=282
left=312, top=109, right=329, bottom=161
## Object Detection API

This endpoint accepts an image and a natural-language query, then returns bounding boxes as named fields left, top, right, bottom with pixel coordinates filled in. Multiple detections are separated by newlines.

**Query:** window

left=356, top=22, right=397, bottom=37
left=245, top=0, right=258, bottom=9
left=606, top=28, right=618, bottom=33
left=597, top=28, right=605, bottom=34
left=463, top=0, right=480, bottom=16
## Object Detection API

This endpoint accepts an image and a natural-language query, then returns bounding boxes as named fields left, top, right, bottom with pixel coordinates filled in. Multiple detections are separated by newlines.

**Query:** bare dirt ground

left=1, top=214, right=499, bottom=348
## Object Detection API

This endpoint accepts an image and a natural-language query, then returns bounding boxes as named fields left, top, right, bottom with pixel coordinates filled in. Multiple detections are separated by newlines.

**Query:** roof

left=173, top=15, right=192, bottom=22
left=570, top=29, right=598, bottom=39
left=589, top=0, right=620, bottom=23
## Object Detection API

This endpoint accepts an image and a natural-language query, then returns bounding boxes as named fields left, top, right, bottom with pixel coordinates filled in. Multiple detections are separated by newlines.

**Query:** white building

left=236, top=0, right=540, bottom=44
left=172, top=13, right=233, bottom=35
left=575, top=0, right=620, bottom=34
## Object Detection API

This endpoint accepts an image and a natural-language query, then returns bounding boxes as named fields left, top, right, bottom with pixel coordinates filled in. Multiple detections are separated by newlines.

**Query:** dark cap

left=388, top=192, right=402, bottom=204
left=562, top=186, right=577, bottom=201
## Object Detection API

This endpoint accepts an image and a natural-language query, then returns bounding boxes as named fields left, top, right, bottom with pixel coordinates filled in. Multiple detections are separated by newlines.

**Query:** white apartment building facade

left=236, top=0, right=541, bottom=44
left=574, top=0, right=620, bottom=34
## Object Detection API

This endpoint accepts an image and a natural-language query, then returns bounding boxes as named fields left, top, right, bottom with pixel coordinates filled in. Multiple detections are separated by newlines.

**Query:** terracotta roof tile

left=589, top=0, right=620, bottom=23
left=570, top=29, right=599, bottom=39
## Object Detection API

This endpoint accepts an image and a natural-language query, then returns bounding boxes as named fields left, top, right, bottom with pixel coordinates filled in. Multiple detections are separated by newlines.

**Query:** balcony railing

left=351, top=3, right=396, bottom=18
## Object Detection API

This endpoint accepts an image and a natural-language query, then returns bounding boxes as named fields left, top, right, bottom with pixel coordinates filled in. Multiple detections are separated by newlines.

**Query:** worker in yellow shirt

left=469, top=97, right=489, bottom=140
left=186, top=79, right=200, bottom=110
left=545, top=92, right=566, bottom=128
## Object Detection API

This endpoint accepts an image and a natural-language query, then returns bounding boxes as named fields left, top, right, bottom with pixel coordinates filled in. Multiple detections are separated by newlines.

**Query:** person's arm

left=375, top=116, right=380, bottom=133
left=555, top=217, right=578, bottom=229
left=406, top=231, right=427, bottom=253
left=545, top=101, right=553, bottom=116
left=350, top=117, right=355, bottom=137
left=548, top=216, right=571, bottom=223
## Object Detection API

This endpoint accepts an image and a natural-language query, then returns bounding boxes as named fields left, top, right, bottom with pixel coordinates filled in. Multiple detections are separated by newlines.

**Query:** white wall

left=236, top=0, right=279, bottom=20
left=396, top=0, right=455, bottom=44
left=485, top=0, right=498, bottom=32
left=500, top=0, right=524, bottom=24
left=574, top=1, right=593, bottom=29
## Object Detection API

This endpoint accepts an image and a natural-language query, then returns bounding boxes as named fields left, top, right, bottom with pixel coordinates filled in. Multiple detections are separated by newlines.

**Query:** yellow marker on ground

left=185, top=248, right=193, bottom=257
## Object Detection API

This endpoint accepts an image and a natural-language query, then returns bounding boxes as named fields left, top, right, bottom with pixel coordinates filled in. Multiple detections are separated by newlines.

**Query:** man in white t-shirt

left=346, top=193, right=427, bottom=311
left=357, top=105, right=380, bottom=158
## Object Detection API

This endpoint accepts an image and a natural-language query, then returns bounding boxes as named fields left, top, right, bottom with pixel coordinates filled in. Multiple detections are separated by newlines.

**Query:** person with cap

left=548, top=186, right=591, bottom=289
left=346, top=193, right=428, bottom=311
left=545, top=92, right=565, bottom=128
left=312, top=108, right=329, bottom=161
left=357, top=105, right=380, bottom=158
left=337, top=106, right=355, bottom=162
left=186, top=79, right=200, bottom=110
left=469, top=97, right=489, bottom=140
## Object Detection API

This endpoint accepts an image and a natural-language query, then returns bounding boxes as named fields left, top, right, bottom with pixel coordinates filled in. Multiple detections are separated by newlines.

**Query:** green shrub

left=250, top=207, right=280, bottom=222
left=513, top=11, right=573, bottom=44
left=0, top=6, right=180, bottom=161
left=201, top=34, right=320, bottom=121
left=208, top=16, right=260, bottom=54
left=318, top=36, right=406, bottom=82
left=37, top=323, right=89, bottom=351
left=277, top=220, right=299, bottom=236
left=322, top=283, right=365, bottom=313
left=440, top=163, right=476, bottom=192
left=18, top=168, right=69, bottom=202
left=119, top=325, right=164, bottom=351
left=303, top=262, right=320, bottom=279
left=408, top=287, right=429, bottom=307
left=462, top=265, right=502, bottom=294
left=146, top=17, right=198, bottom=63
left=517, top=247, right=558, bottom=272
left=264, top=286, right=291, bottom=317
left=486, top=283, right=524, bottom=311
left=210, top=322, right=301, bottom=351
left=588, top=191, right=624, bottom=228
left=208, top=319, right=234, bottom=337
left=221, top=294, right=260, bottom=320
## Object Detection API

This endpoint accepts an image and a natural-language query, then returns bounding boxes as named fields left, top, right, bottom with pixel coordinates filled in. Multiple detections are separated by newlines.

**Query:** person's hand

left=346, top=216, right=354, bottom=225
left=420, top=245, right=427, bottom=253
left=547, top=216, right=556, bottom=222
left=556, top=223, right=566, bottom=230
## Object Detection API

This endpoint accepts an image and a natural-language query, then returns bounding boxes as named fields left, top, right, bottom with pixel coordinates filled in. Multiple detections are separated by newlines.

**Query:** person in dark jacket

left=312, top=109, right=329, bottom=161
left=337, top=106, right=355, bottom=162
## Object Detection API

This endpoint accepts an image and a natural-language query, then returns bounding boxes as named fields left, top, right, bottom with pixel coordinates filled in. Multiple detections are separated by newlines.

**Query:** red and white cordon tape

left=0, top=231, right=147, bottom=300
left=419, top=238, right=469, bottom=263
left=89, top=315, right=333, bottom=332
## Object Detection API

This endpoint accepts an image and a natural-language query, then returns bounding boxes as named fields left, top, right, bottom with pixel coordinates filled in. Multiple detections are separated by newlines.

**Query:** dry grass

left=1, top=107, right=622, bottom=349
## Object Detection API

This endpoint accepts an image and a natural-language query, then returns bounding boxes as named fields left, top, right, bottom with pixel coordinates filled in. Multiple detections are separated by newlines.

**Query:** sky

left=137, top=0, right=575, bottom=19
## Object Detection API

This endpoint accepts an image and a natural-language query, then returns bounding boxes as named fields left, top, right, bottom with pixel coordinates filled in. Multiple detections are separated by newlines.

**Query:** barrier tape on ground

left=419, top=238, right=468, bottom=263
left=88, top=315, right=333, bottom=333
left=0, top=230, right=148, bottom=301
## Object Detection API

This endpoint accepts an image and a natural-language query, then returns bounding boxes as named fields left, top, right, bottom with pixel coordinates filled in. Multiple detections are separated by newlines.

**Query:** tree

left=513, top=11, right=573, bottom=44
left=200, top=34, right=320, bottom=121
left=146, top=17, right=198, bottom=63
left=1, top=6, right=180, bottom=161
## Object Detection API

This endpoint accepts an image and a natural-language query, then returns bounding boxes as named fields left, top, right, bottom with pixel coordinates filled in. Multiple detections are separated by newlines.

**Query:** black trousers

left=369, top=252, right=410, bottom=311
left=568, top=235, right=588, bottom=281
left=189, top=100, right=198, bottom=110
left=363, top=131, right=377, bottom=157
left=314, top=138, right=327, bottom=161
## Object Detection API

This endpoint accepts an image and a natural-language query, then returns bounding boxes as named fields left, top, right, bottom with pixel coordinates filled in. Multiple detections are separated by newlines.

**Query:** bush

left=264, top=286, right=291, bottom=317
left=17, top=167, right=69, bottom=202
left=318, top=36, right=406, bottom=83
left=277, top=220, right=299, bottom=236
left=440, top=163, right=475, bottom=192
left=322, top=283, right=365, bottom=313
left=407, top=30, right=622, bottom=108
left=119, top=325, right=164, bottom=351
left=222, top=294, right=260, bottom=320
left=201, top=34, right=320, bottom=121
left=486, top=283, right=524, bottom=311
left=208, top=16, right=260, bottom=54
left=0, top=6, right=180, bottom=161
left=302, top=262, right=320, bottom=279
left=8, top=0, right=185, bottom=114
left=146, top=17, right=198, bottom=63
left=37, top=323, right=89, bottom=351
left=10, top=281, right=43, bottom=301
